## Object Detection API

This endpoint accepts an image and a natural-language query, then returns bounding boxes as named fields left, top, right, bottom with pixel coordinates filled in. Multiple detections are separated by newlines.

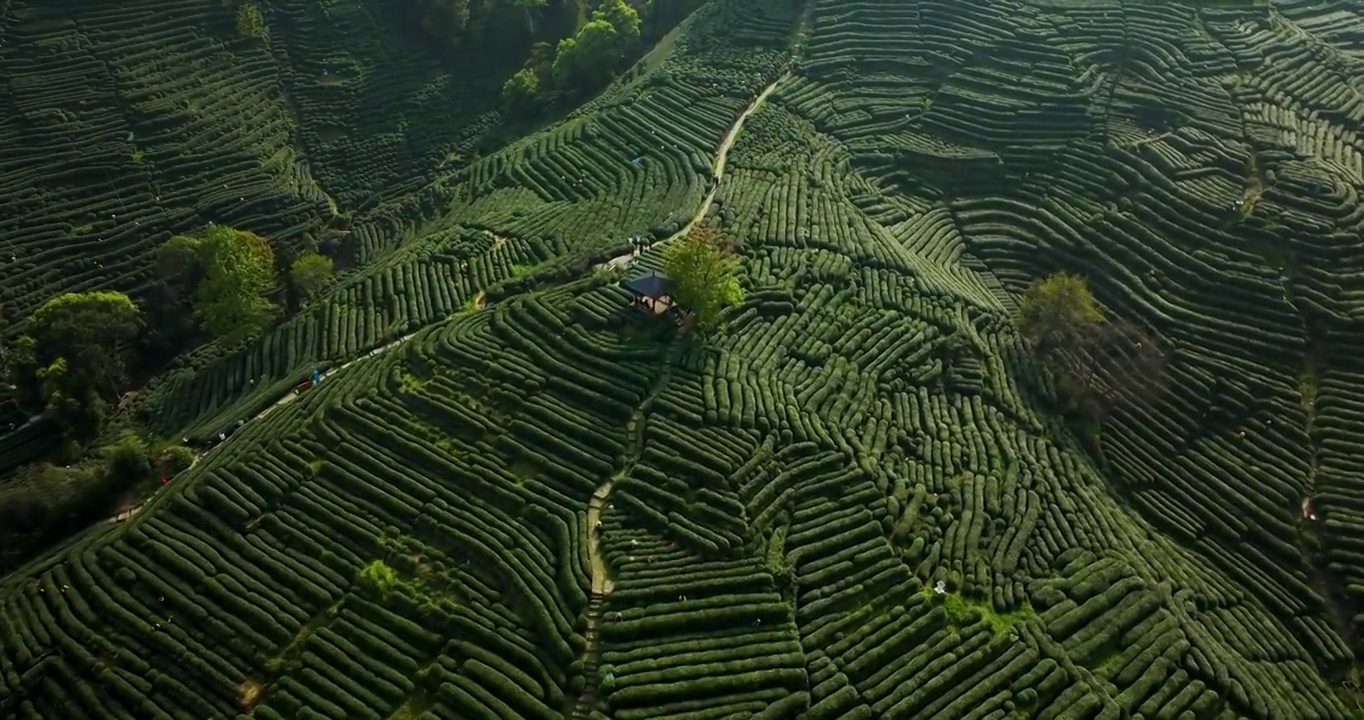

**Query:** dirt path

left=108, top=62, right=795, bottom=528
left=596, top=70, right=791, bottom=273
left=585, top=484, right=617, bottom=596
left=570, top=345, right=678, bottom=718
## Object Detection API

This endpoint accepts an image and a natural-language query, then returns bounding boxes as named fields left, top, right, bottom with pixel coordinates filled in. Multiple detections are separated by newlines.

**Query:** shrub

left=236, top=3, right=266, bottom=39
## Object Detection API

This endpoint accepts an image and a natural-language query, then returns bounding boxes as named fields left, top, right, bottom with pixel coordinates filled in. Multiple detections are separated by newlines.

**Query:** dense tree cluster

left=8, top=291, right=143, bottom=442
left=0, top=225, right=295, bottom=449
left=157, top=225, right=280, bottom=343
left=550, top=0, right=640, bottom=86
left=0, top=223, right=293, bottom=571
left=0, top=430, right=191, bottom=575
left=404, top=0, right=694, bottom=115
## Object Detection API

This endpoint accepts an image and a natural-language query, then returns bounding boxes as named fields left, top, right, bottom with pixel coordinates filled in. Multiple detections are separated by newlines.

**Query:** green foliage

left=157, top=234, right=206, bottom=297
left=599, top=0, right=641, bottom=45
left=236, top=2, right=267, bottom=39
left=157, top=444, right=197, bottom=475
left=289, top=253, right=335, bottom=304
left=551, top=0, right=639, bottom=88
left=1015, top=272, right=1103, bottom=349
left=1015, top=272, right=1164, bottom=420
left=11, top=291, right=142, bottom=441
left=0, top=429, right=158, bottom=574
left=662, top=225, right=745, bottom=336
left=358, top=559, right=400, bottom=593
left=100, top=431, right=153, bottom=484
left=501, top=66, right=541, bottom=113
left=190, top=226, right=279, bottom=341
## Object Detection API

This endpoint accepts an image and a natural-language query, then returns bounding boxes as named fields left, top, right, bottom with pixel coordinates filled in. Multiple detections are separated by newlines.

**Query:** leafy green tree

left=193, top=226, right=278, bottom=341
left=157, top=234, right=206, bottom=298
left=236, top=3, right=266, bottom=39
left=663, top=226, right=745, bottom=336
left=502, top=66, right=541, bottom=113
left=359, top=559, right=400, bottom=593
left=11, top=291, right=142, bottom=440
left=598, top=0, right=641, bottom=45
left=1015, top=272, right=1164, bottom=420
left=289, top=252, right=335, bottom=304
left=1016, top=272, right=1103, bottom=353
left=552, top=18, right=619, bottom=86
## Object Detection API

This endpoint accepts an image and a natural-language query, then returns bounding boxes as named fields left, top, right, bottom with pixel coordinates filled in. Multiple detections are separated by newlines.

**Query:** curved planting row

left=602, top=401, right=808, bottom=718
left=270, top=0, right=510, bottom=208
left=0, top=0, right=330, bottom=324
left=0, top=282, right=685, bottom=717
left=121, top=0, right=807, bottom=443
left=696, top=0, right=1358, bottom=705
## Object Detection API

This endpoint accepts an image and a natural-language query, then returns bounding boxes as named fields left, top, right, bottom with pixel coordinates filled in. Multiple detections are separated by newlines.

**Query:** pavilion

left=624, top=270, right=674, bottom=314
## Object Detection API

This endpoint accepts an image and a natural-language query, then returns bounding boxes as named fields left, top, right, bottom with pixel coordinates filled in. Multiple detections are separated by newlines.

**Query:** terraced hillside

left=5, top=0, right=1364, bottom=718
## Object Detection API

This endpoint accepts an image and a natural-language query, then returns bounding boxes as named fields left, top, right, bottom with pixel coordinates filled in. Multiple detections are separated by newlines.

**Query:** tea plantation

left=3, top=0, right=1364, bottom=716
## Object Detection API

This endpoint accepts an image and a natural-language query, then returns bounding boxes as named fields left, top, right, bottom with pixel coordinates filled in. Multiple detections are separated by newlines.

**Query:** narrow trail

left=571, top=348, right=678, bottom=719
left=599, top=69, right=791, bottom=273
left=106, top=55, right=796, bottom=527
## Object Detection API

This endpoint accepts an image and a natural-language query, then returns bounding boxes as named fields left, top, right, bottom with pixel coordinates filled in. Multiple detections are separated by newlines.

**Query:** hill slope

left=5, top=0, right=1364, bottom=717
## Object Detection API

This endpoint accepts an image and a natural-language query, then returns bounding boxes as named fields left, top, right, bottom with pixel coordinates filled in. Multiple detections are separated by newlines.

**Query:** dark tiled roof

left=625, top=270, right=672, bottom=299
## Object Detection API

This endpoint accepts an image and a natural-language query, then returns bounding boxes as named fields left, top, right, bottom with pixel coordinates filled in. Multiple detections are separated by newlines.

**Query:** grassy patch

left=264, top=599, right=342, bottom=675
left=397, top=369, right=423, bottom=394
left=921, top=586, right=1035, bottom=635
left=386, top=692, right=434, bottom=720
left=236, top=676, right=266, bottom=711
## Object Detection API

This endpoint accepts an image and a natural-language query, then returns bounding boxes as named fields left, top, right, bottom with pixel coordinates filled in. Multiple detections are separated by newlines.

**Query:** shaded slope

left=3, top=0, right=1364, bottom=718
left=125, top=0, right=800, bottom=443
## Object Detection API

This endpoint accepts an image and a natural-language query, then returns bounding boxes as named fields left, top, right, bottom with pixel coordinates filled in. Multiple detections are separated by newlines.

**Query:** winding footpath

left=598, top=69, right=791, bottom=274
left=112, top=62, right=793, bottom=527
left=570, top=72, right=792, bottom=717
left=571, top=342, right=680, bottom=718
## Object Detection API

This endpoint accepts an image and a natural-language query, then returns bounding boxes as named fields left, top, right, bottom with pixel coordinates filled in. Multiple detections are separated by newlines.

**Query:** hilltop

left=2, top=0, right=1364, bottom=717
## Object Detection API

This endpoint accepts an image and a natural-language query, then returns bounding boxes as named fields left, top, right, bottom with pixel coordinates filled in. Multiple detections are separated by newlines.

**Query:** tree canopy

left=1016, top=272, right=1103, bottom=351
left=1015, top=272, right=1164, bottom=420
left=290, top=252, right=335, bottom=304
left=165, top=226, right=278, bottom=342
left=501, top=66, right=541, bottom=112
left=10, top=291, right=142, bottom=440
left=663, top=225, right=744, bottom=335
left=551, top=0, right=640, bottom=87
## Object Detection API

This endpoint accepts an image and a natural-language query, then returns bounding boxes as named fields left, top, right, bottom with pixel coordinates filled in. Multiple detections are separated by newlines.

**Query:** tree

left=1016, top=272, right=1103, bottom=353
left=502, top=66, right=541, bottom=114
left=1015, top=272, right=1165, bottom=420
left=192, top=226, right=278, bottom=341
left=289, top=252, right=335, bottom=304
left=598, top=0, right=641, bottom=45
left=11, top=291, right=142, bottom=440
left=552, top=18, right=619, bottom=87
left=157, top=234, right=207, bottom=305
left=663, top=225, right=745, bottom=336
left=236, top=2, right=266, bottom=39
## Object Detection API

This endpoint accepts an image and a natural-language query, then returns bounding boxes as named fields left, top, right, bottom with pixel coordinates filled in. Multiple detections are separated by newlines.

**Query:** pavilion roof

left=624, top=270, right=672, bottom=299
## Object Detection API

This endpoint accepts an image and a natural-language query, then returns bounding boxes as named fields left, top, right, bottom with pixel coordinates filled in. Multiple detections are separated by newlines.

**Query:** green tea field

left=3, top=0, right=1364, bottom=717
